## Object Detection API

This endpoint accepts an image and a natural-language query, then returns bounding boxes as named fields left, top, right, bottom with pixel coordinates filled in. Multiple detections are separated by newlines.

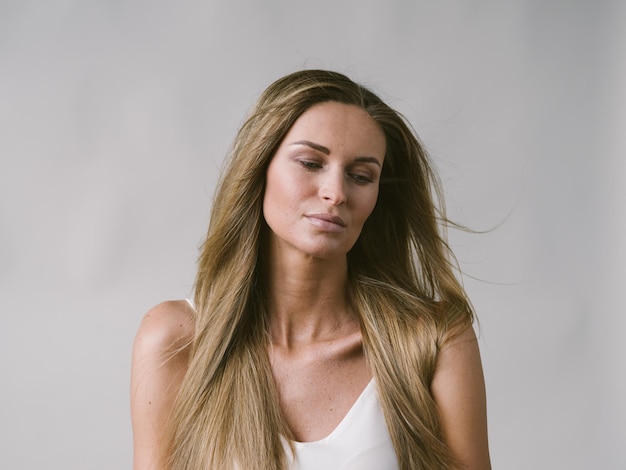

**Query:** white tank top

left=284, top=380, right=399, bottom=470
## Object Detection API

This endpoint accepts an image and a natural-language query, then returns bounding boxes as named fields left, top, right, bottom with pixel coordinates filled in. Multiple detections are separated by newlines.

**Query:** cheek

left=264, top=176, right=297, bottom=212
left=356, top=189, right=380, bottom=223
left=263, top=168, right=302, bottom=228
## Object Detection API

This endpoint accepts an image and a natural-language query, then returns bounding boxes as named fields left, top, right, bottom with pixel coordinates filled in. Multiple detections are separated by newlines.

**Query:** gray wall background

left=1, top=1, right=624, bottom=468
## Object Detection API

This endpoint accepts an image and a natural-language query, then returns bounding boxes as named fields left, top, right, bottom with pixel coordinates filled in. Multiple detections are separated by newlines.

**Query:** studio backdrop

left=1, top=1, right=624, bottom=468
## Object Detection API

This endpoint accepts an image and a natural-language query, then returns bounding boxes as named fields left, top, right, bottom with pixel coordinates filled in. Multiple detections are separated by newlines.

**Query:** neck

left=264, top=250, right=358, bottom=349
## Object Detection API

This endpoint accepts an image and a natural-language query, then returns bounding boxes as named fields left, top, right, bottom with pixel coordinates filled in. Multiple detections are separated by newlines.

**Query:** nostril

left=324, top=192, right=346, bottom=205
left=319, top=179, right=347, bottom=205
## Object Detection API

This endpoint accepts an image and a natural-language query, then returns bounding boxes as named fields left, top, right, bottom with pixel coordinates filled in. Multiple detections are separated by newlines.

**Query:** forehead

left=281, top=101, right=386, bottom=159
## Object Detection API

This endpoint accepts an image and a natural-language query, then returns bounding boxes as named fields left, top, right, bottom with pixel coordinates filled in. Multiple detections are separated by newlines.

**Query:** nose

left=319, top=171, right=347, bottom=205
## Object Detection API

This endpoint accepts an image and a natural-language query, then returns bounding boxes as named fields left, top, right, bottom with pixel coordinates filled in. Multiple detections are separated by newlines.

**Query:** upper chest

left=269, top=335, right=371, bottom=442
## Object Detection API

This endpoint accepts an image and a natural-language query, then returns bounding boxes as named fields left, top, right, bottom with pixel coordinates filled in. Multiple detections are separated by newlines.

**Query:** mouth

left=305, top=213, right=347, bottom=232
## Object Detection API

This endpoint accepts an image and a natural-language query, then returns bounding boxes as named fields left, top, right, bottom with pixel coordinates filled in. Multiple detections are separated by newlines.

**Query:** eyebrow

left=290, top=140, right=382, bottom=167
left=291, top=140, right=330, bottom=154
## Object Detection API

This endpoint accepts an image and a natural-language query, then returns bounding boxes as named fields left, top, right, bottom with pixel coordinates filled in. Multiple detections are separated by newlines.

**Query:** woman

left=131, top=69, right=491, bottom=469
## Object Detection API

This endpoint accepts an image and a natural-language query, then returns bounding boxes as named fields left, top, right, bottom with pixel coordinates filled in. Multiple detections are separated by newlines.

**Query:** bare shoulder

left=134, top=300, right=195, bottom=358
left=440, top=322, right=479, bottom=351
left=131, top=300, right=195, bottom=470
left=431, top=325, right=491, bottom=469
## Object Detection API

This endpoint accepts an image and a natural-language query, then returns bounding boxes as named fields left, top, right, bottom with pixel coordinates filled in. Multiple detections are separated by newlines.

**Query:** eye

left=299, top=160, right=323, bottom=171
left=348, top=173, right=374, bottom=185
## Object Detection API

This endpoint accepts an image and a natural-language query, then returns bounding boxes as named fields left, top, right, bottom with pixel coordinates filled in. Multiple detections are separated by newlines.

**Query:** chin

left=300, top=240, right=355, bottom=261
left=267, top=229, right=359, bottom=262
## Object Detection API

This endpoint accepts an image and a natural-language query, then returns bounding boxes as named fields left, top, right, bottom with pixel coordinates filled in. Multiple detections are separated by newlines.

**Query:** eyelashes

left=298, top=160, right=374, bottom=185
left=349, top=174, right=373, bottom=184
left=299, top=160, right=323, bottom=170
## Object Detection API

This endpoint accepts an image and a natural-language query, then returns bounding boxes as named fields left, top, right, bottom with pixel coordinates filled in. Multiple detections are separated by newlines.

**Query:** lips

left=305, top=213, right=347, bottom=232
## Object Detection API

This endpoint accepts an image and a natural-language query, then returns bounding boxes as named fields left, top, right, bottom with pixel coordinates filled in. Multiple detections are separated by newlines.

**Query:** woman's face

left=263, top=101, right=386, bottom=261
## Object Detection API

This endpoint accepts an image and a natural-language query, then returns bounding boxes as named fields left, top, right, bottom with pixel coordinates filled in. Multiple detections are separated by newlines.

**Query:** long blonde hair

left=162, top=70, right=473, bottom=469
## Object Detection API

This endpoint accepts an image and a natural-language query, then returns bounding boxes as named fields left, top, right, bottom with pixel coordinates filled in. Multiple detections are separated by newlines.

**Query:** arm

left=130, top=301, right=194, bottom=470
left=430, top=326, right=491, bottom=469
